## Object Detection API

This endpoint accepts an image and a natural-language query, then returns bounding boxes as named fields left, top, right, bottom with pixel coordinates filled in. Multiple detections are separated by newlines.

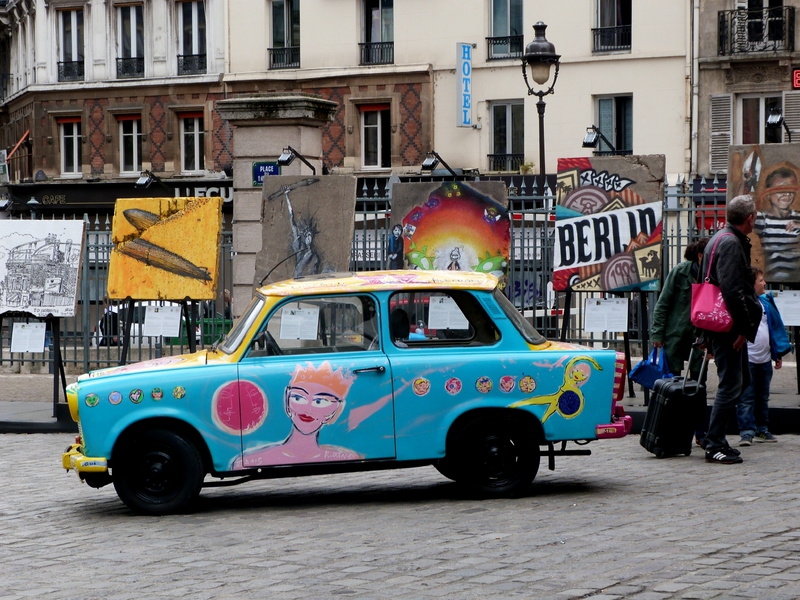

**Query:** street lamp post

left=521, top=22, right=560, bottom=179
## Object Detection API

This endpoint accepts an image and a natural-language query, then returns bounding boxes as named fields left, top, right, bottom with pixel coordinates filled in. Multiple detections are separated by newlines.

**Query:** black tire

left=113, top=429, right=205, bottom=515
left=654, top=447, right=665, bottom=459
left=450, top=416, right=540, bottom=496
left=433, top=458, right=459, bottom=481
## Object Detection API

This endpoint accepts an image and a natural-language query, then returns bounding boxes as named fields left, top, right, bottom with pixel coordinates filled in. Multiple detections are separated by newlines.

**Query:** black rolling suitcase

left=640, top=349, right=707, bottom=458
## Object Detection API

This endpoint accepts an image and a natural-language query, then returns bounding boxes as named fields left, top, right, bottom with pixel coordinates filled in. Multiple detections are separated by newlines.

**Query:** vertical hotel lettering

left=458, top=43, right=472, bottom=127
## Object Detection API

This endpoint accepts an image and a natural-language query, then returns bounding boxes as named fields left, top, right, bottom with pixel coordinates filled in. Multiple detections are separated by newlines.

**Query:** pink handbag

left=691, top=233, right=734, bottom=333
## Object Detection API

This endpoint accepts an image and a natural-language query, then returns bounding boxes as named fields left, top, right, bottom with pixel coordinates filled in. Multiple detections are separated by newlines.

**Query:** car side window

left=388, top=290, right=500, bottom=348
left=248, top=295, right=380, bottom=357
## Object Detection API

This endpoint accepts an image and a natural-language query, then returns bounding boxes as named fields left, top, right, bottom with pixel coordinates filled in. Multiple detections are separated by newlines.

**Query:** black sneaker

left=705, top=448, right=743, bottom=464
left=754, top=431, right=778, bottom=443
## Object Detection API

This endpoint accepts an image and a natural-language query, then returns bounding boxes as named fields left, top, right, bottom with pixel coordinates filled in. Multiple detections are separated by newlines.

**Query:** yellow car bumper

left=62, top=443, right=108, bottom=474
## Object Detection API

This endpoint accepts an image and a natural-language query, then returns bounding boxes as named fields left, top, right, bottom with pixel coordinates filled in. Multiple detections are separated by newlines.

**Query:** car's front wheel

left=450, top=416, right=540, bottom=496
left=113, top=429, right=204, bottom=515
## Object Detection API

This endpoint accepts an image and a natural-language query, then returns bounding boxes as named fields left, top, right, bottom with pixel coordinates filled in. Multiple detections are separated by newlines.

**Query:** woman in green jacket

left=651, top=237, right=709, bottom=446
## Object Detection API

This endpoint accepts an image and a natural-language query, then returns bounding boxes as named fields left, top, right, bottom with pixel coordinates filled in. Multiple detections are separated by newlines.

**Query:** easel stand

left=48, top=315, right=69, bottom=419
left=117, top=297, right=197, bottom=367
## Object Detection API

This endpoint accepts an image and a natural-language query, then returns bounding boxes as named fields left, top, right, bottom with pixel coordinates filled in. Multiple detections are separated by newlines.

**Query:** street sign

left=252, top=162, right=280, bottom=186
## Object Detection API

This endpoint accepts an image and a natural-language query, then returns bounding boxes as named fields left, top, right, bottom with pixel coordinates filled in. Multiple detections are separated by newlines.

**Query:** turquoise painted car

left=62, top=270, right=631, bottom=515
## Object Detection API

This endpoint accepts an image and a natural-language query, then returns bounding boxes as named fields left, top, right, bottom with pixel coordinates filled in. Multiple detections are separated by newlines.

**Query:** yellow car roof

left=260, top=270, right=499, bottom=297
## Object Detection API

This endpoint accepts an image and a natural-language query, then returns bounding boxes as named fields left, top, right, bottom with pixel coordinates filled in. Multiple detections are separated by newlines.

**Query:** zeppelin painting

left=107, top=196, right=223, bottom=300
left=553, top=155, right=666, bottom=292
left=0, top=220, right=85, bottom=317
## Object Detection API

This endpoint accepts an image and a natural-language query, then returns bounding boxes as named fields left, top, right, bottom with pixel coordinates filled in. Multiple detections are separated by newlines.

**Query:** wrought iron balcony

left=58, top=61, right=84, bottom=82
left=359, top=41, right=394, bottom=66
left=269, top=47, right=300, bottom=69
left=593, top=149, right=633, bottom=157
left=177, top=53, right=207, bottom=75
left=116, top=57, right=144, bottom=79
left=592, top=25, right=631, bottom=52
left=718, top=7, right=795, bottom=55
left=486, top=35, right=523, bottom=60
left=488, top=153, right=524, bottom=172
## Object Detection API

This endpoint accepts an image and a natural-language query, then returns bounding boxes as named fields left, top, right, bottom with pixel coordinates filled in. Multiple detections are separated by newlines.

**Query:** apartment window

left=59, top=117, right=82, bottom=176
left=117, top=5, right=144, bottom=78
left=489, top=102, right=524, bottom=172
left=58, top=9, right=84, bottom=81
left=739, top=94, right=783, bottom=144
left=360, top=0, right=393, bottom=65
left=596, top=96, right=633, bottom=155
left=593, top=0, right=631, bottom=52
left=178, top=1, right=206, bottom=75
left=361, top=105, right=391, bottom=169
left=488, top=0, right=523, bottom=60
left=181, top=113, right=205, bottom=173
left=119, top=116, right=143, bottom=174
left=270, top=0, right=300, bottom=69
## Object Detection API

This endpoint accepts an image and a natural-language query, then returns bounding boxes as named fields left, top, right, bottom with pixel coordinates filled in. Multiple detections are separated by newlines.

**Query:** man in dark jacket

left=700, top=195, right=762, bottom=464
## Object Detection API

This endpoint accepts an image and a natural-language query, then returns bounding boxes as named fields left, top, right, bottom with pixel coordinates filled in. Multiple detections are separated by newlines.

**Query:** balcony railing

left=177, top=53, right=207, bottom=75
left=488, top=153, right=524, bottom=172
left=58, top=61, right=84, bottom=82
left=486, top=35, right=523, bottom=60
left=592, top=25, right=631, bottom=52
left=116, top=57, right=144, bottom=79
left=269, top=47, right=300, bottom=70
left=359, top=41, right=394, bottom=66
left=593, top=149, right=633, bottom=157
left=718, top=7, right=795, bottom=55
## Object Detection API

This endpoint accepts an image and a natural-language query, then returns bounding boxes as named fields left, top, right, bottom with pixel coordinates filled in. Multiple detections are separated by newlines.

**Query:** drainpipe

left=689, top=0, right=700, bottom=180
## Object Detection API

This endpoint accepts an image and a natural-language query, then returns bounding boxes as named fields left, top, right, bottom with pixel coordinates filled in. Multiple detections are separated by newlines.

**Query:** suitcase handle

left=681, top=345, right=708, bottom=396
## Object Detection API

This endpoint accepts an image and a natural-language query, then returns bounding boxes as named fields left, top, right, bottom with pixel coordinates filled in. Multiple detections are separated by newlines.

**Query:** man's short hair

left=728, top=194, right=756, bottom=224
left=765, top=167, right=797, bottom=188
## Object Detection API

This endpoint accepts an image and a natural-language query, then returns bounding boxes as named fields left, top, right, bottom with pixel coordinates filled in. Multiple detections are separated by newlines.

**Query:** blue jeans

left=736, top=361, right=773, bottom=437
left=705, top=331, right=750, bottom=452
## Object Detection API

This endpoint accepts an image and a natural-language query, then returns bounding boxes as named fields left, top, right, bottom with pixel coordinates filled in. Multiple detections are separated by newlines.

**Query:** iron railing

left=359, top=41, right=394, bottom=66
left=593, top=149, right=633, bottom=157
left=487, top=153, right=524, bottom=172
left=486, top=35, right=524, bottom=60
left=57, top=61, right=84, bottom=82
left=718, top=7, right=795, bottom=55
left=592, top=25, right=631, bottom=52
left=269, top=46, right=300, bottom=70
left=177, top=53, right=207, bottom=75
left=116, top=57, right=144, bottom=79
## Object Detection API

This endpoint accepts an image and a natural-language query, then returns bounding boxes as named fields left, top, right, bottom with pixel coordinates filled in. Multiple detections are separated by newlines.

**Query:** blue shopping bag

left=629, top=347, right=673, bottom=390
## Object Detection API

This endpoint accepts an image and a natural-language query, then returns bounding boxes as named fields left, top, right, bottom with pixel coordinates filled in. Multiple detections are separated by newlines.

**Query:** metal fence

left=1, top=176, right=741, bottom=374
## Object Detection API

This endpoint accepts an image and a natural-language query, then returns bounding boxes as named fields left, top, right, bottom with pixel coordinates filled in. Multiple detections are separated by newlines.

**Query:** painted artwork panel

left=0, top=220, right=85, bottom=317
left=107, top=197, right=223, bottom=300
left=390, top=181, right=510, bottom=280
left=553, top=155, right=666, bottom=292
left=727, top=144, right=800, bottom=283
left=256, top=176, right=358, bottom=286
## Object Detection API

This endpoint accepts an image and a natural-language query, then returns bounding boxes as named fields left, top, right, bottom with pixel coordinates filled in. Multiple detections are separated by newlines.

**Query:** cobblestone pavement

left=2, top=434, right=800, bottom=599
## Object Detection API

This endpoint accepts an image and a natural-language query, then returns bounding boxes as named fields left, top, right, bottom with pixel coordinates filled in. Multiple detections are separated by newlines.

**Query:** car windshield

left=217, top=294, right=266, bottom=354
left=493, top=288, right=546, bottom=345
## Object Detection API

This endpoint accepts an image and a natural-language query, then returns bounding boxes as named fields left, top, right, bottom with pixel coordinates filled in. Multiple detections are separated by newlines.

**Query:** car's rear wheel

left=450, top=416, right=540, bottom=496
left=113, top=429, right=204, bottom=515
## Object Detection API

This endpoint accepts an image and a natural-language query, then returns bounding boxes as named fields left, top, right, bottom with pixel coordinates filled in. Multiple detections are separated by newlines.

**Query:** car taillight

left=613, top=351, right=626, bottom=408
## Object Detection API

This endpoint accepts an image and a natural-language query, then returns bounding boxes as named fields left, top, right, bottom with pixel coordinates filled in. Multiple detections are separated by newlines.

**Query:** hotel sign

left=457, top=43, right=472, bottom=127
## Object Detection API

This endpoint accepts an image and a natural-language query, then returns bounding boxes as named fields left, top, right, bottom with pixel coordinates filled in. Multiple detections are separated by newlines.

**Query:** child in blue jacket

left=737, top=267, right=793, bottom=446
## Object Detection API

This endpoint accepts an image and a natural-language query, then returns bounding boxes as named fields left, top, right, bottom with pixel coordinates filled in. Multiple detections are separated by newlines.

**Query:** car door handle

left=353, top=366, right=386, bottom=374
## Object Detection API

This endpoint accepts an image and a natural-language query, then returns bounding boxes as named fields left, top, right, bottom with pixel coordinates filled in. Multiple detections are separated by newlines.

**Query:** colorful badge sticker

left=129, top=389, right=144, bottom=404
left=499, top=375, right=516, bottom=393
left=519, top=375, right=536, bottom=393
left=212, top=380, right=268, bottom=435
left=108, top=391, right=123, bottom=405
left=444, top=377, right=462, bottom=395
left=475, top=376, right=492, bottom=394
left=151, top=388, right=164, bottom=401
left=413, top=377, right=431, bottom=396
left=85, top=393, right=100, bottom=408
left=173, top=386, right=186, bottom=399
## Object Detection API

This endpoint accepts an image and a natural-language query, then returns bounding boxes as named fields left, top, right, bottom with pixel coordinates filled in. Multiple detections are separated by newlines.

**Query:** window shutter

left=783, top=90, right=800, bottom=140
left=709, top=94, right=732, bottom=174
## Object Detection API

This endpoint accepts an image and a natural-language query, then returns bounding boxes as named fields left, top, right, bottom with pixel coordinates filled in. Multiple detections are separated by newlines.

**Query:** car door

left=232, top=293, right=395, bottom=470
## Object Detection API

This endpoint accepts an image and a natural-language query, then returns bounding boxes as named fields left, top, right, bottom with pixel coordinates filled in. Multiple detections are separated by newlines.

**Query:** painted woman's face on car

left=285, top=382, right=343, bottom=435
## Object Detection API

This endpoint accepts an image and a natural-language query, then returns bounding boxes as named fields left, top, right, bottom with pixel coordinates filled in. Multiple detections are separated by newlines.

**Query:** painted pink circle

left=212, top=380, right=268, bottom=435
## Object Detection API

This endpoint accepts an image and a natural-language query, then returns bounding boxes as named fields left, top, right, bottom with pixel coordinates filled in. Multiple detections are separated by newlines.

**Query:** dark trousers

left=705, top=332, right=750, bottom=451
